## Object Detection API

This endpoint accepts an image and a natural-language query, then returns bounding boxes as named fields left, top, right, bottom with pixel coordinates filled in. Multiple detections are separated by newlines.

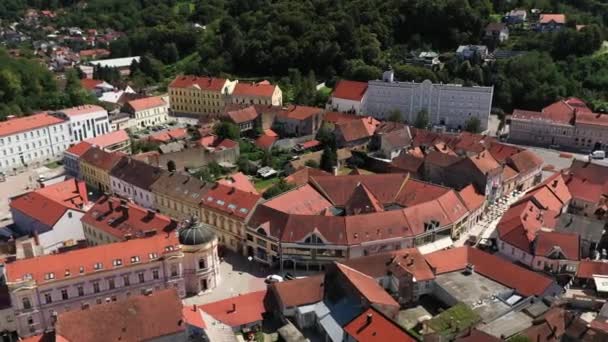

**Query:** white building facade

left=363, top=71, right=493, bottom=132
left=0, top=113, right=71, bottom=172
left=126, top=96, right=169, bottom=128
left=52, top=105, right=112, bottom=143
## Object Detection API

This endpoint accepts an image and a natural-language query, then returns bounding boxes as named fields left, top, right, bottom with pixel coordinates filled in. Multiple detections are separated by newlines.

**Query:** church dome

left=178, top=218, right=216, bottom=246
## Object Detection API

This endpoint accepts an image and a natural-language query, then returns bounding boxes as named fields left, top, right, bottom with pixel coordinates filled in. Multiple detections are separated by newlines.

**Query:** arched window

left=198, top=258, right=206, bottom=269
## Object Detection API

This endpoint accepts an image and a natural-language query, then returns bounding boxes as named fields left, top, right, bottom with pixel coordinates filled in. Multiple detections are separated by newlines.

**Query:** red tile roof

left=539, top=14, right=566, bottom=24
left=182, top=306, right=206, bottom=329
left=78, top=48, right=110, bottom=58
left=344, top=307, right=416, bottom=342
left=457, top=184, right=486, bottom=212
left=5, top=232, right=179, bottom=283
left=65, top=141, right=93, bottom=157
left=390, top=153, right=424, bottom=174
left=335, top=263, right=399, bottom=308
left=80, top=79, right=103, bottom=90
left=271, top=274, right=325, bottom=308
left=497, top=200, right=545, bottom=252
left=337, top=117, right=379, bottom=142
left=425, top=247, right=556, bottom=297
left=576, top=260, right=608, bottom=279
left=299, top=139, right=321, bottom=150
left=568, top=160, right=608, bottom=185
left=345, top=182, right=384, bottom=215
left=200, top=183, right=261, bottom=220
left=232, top=82, right=277, bottom=97
left=263, top=184, right=332, bottom=215
left=310, top=173, right=410, bottom=206
left=332, top=80, right=368, bottom=101
left=278, top=105, right=323, bottom=120
left=199, top=290, right=267, bottom=327
left=81, top=196, right=177, bottom=239
left=535, top=231, right=580, bottom=261
left=227, top=106, right=259, bottom=124
left=467, top=150, right=501, bottom=174
left=565, top=176, right=606, bottom=204
left=9, top=179, right=89, bottom=227
left=0, top=113, right=65, bottom=138
left=255, top=133, right=278, bottom=150
left=508, top=150, right=543, bottom=175
left=80, top=147, right=124, bottom=171
left=59, top=105, right=106, bottom=117
left=56, top=289, right=185, bottom=342
left=84, top=129, right=129, bottom=148
left=488, top=142, right=524, bottom=163
left=148, top=128, right=187, bottom=143
left=127, top=96, right=166, bottom=112
left=218, top=172, right=258, bottom=194
left=343, top=248, right=435, bottom=282
left=215, top=138, right=238, bottom=149
left=576, top=111, right=608, bottom=127
left=169, top=75, right=227, bottom=91
left=198, top=134, right=219, bottom=147
left=284, top=167, right=332, bottom=186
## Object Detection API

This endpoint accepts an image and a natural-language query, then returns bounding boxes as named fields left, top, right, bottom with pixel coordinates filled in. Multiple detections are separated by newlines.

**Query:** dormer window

left=44, top=272, right=55, bottom=280
left=304, top=234, right=323, bottom=245
left=149, top=252, right=158, bottom=260
left=130, top=256, right=140, bottom=263
left=65, top=269, right=71, bottom=277
left=79, top=266, right=85, bottom=274
left=93, top=262, right=103, bottom=270
left=113, top=259, right=123, bottom=267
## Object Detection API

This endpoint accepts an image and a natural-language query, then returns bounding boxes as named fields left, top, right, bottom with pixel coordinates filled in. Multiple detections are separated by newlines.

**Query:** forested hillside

left=2, top=0, right=608, bottom=112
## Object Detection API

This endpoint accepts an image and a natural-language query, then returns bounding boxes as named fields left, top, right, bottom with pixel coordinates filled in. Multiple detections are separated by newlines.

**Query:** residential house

left=327, top=80, right=368, bottom=114
left=505, top=9, right=527, bottom=25
left=63, top=141, right=93, bottom=177
left=457, top=184, right=486, bottom=235
left=88, top=56, right=140, bottom=76
left=109, top=157, right=164, bottom=208
left=199, top=183, right=261, bottom=255
left=554, top=213, right=604, bottom=258
left=254, top=129, right=279, bottom=151
left=55, top=289, right=186, bottom=342
left=83, top=129, right=131, bottom=154
left=81, top=196, right=177, bottom=245
left=52, top=105, right=112, bottom=143
left=169, top=75, right=237, bottom=116
left=226, top=106, right=258, bottom=133
left=343, top=307, right=417, bottom=342
left=456, top=45, right=489, bottom=61
left=485, top=22, right=509, bottom=42
left=9, top=179, right=90, bottom=254
left=334, top=117, right=380, bottom=149
left=447, top=150, right=503, bottom=201
left=275, top=105, right=324, bottom=136
left=0, top=113, right=71, bottom=172
left=230, top=81, right=282, bottom=106
left=538, top=14, right=566, bottom=32
left=124, top=96, right=169, bottom=128
left=564, top=160, right=608, bottom=218
left=150, top=172, right=208, bottom=220
left=198, top=290, right=268, bottom=332
left=369, top=122, right=412, bottom=159
left=148, top=127, right=188, bottom=144
left=79, top=146, right=123, bottom=192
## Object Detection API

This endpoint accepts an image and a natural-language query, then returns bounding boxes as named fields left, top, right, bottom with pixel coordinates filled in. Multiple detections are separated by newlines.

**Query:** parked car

left=591, top=150, right=606, bottom=160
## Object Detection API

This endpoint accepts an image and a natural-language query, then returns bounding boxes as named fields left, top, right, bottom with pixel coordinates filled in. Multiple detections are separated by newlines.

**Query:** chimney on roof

left=464, top=263, right=475, bottom=275
left=120, top=204, right=129, bottom=219
left=552, top=180, right=558, bottom=188
left=523, top=213, right=528, bottom=221
left=365, top=313, right=373, bottom=326
left=229, top=186, right=236, bottom=195
left=192, top=304, right=196, bottom=312
left=229, top=303, right=236, bottom=313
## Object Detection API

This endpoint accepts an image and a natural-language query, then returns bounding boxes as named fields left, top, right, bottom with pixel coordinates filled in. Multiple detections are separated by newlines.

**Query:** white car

left=265, top=275, right=284, bottom=284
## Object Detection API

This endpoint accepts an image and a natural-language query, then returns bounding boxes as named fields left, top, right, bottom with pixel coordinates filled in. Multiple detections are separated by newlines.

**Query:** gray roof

left=554, top=213, right=605, bottom=242
left=178, top=219, right=216, bottom=246
left=150, top=171, right=209, bottom=205
left=109, top=157, right=164, bottom=191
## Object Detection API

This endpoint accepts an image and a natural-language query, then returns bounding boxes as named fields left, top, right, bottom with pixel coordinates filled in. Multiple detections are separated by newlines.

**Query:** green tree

left=414, top=110, right=429, bottom=129
left=464, top=117, right=482, bottom=133
left=320, top=145, right=338, bottom=173
left=214, top=121, right=240, bottom=140
left=388, top=109, right=403, bottom=123
left=263, top=179, right=295, bottom=199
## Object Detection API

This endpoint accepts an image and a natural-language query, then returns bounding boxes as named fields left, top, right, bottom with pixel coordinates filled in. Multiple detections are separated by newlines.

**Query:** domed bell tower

left=178, top=216, right=221, bottom=296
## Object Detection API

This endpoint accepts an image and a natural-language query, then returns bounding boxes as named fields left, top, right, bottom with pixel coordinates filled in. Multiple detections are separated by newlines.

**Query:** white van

left=591, top=150, right=606, bottom=160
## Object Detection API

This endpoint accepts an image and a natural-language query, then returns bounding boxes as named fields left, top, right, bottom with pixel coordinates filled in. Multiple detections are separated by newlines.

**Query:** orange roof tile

left=539, top=14, right=566, bottom=24
left=218, top=172, right=258, bottom=194
left=457, top=184, right=486, bottom=212
left=226, top=106, right=258, bottom=124
left=345, top=182, right=384, bottom=215
left=425, top=247, right=556, bottom=297
left=232, top=82, right=277, bottom=97
left=148, top=128, right=187, bottom=143
left=35, top=178, right=89, bottom=210
left=58, top=105, right=106, bottom=117
left=65, top=141, right=93, bottom=157
left=182, top=306, right=206, bottom=329
left=199, top=290, right=267, bottom=327
left=127, top=96, right=166, bottom=112
left=336, top=117, right=378, bottom=142
left=84, top=129, right=129, bottom=148
left=5, top=232, right=179, bottom=283
left=508, top=150, right=543, bottom=175
left=10, top=192, right=70, bottom=227
left=80, top=79, right=103, bottom=90
left=323, top=111, right=360, bottom=125
left=576, top=260, right=608, bottom=279
left=80, top=147, right=124, bottom=171
left=332, top=80, right=368, bottom=101
left=262, top=184, right=332, bottom=215
left=255, top=133, right=278, bottom=150
left=576, top=112, right=608, bottom=127
left=56, top=289, right=184, bottom=342
left=200, top=183, right=261, bottom=220
left=344, top=307, right=416, bottom=342
left=169, top=75, right=227, bottom=91
left=271, top=274, right=325, bottom=308
left=0, top=113, right=65, bottom=138
left=336, top=263, right=399, bottom=308
left=284, top=167, right=332, bottom=186
left=535, top=231, right=580, bottom=261
left=278, top=105, right=323, bottom=120
left=81, top=196, right=177, bottom=239
left=343, top=248, right=435, bottom=282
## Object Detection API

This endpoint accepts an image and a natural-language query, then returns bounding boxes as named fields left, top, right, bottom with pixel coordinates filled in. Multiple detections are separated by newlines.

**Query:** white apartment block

left=0, top=113, right=71, bottom=172
left=52, top=105, right=112, bottom=143
left=363, top=71, right=493, bottom=132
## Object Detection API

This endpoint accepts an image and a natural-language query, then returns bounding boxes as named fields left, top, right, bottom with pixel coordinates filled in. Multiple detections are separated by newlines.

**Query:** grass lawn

left=44, top=161, right=61, bottom=169
left=254, top=177, right=279, bottom=192
left=426, top=303, right=480, bottom=337
left=489, top=13, right=503, bottom=22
